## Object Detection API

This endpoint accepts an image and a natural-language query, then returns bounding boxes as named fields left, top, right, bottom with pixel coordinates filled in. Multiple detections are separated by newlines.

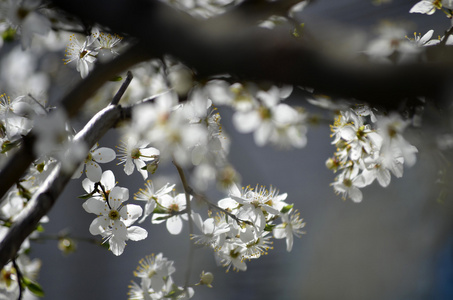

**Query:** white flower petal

left=285, top=231, right=294, bottom=252
left=139, top=147, right=160, bottom=159
left=101, top=170, right=116, bottom=190
left=72, top=162, right=85, bottom=179
left=409, top=1, right=436, bottom=15
left=85, top=161, right=102, bottom=182
left=273, top=226, right=286, bottom=239
left=233, top=111, right=260, bottom=133
left=109, top=234, right=127, bottom=256
left=92, top=147, right=116, bottom=163
left=166, top=216, right=183, bottom=235
left=89, top=217, right=108, bottom=235
left=127, top=226, right=148, bottom=241
left=124, top=157, right=134, bottom=175
left=83, top=198, right=108, bottom=214
left=122, top=204, right=143, bottom=225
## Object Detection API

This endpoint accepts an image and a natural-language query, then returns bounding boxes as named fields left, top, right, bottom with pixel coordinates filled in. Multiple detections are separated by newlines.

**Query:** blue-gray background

left=30, top=1, right=453, bottom=299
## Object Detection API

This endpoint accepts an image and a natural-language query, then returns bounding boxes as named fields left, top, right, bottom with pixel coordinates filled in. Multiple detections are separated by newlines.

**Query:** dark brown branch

left=49, top=0, right=453, bottom=108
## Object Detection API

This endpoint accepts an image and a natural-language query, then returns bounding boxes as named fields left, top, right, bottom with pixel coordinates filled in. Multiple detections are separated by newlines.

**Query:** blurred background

left=21, top=0, right=453, bottom=299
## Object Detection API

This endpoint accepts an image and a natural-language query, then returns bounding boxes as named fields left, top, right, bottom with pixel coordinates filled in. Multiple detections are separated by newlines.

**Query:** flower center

left=169, top=203, right=179, bottom=212
left=258, top=106, right=272, bottom=120
left=229, top=249, right=240, bottom=259
left=109, top=209, right=120, bottom=220
left=1, top=268, right=16, bottom=288
left=79, top=50, right=88, bottom=59
left=85, top=152, right=93, bottom=163
left=16, top=7, right=29, bottom=21
left=343, top=178, right=352, bottom=187
left=388, top=126, right=397, bottom=138
left=131, top=148, right=141, bottom=159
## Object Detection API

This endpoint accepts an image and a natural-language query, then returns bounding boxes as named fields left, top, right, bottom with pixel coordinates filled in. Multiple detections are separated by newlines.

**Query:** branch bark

left=49, top=0, right=453, bottom=107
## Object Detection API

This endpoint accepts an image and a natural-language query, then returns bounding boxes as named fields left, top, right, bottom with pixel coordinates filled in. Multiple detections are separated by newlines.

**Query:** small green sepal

left=280, top=204, right=294, bottom=214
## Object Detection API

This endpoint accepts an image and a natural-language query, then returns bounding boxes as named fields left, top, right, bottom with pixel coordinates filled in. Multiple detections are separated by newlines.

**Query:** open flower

left=273, top=210, right=305, bottom=252
left=116, top=137, right=160, bottom=180
left=63, top=30, right=99, bottom=78
left=134, top=180, right=175, bottom=223
left=152, top=193, right=189, bottom=235
left=83, top=186, right=147, bottom=255
left=73, top=144, right=116, bottom=182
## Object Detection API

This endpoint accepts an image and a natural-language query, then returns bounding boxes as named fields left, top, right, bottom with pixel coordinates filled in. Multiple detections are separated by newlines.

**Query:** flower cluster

left=81, top=170, right=148, bottom=256
left=327, top=106, right=418, bottom=202
left=206, top=81, right=309, bottom=149
left=192, top=184, right=305, bottom=272
left=127, top=88, right=236, bottom=191
left=128, top=253, right=194, bottom=300
left=64, top=28, right=123, bottom=78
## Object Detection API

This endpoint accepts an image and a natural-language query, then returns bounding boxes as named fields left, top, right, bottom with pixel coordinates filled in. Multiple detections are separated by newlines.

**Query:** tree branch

left=110, top=71, right=134, bottom=105
left=0, top=104, right=123, bottom=269
left=0, top=44, right=151, bottom=202
left=49, top=0, right=453, bottom=108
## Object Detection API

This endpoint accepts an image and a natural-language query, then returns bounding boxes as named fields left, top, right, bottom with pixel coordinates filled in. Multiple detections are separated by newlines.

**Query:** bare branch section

left=50, top=0, right=453, bottom=107
left=0, top=104, right=122, bottom=269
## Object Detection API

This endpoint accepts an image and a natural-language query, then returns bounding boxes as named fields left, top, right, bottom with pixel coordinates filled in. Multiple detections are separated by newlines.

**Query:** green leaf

left=153, top=207, right=169, bottom=214
left=280, top=204, right=294, bottom=214
left=164, top=287, right=185, bottom=299
left=264, top=224, right=276, bottom=232
left=2, top=27, right=16, bottom=42
left=109, top=76, right=123, bottom=82
left=22, top=277, right=45, bottom=297
left=153, top=215, right=170, bottom=221
left=36, top=224, right=45, bottom=232
left=78, top=193, right=93, bottom=199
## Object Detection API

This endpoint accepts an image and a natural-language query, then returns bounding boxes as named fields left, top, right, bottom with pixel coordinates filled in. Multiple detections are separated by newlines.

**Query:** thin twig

left=12, top=258, right=23, bottom=300
left=30, top=233, right=102, bottom=246
left=440, top=26, right=453, bottom=47
left=188, top=187, right=251, bottom=226
left=172, top=160, right=195, bottom=291
left=110, top=71, right=134, bottom=105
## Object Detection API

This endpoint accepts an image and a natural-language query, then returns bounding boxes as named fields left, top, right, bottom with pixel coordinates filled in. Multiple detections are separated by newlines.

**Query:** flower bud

left=325, top=157, right=339, bottom=171
left=145, top=157, right=160, bottom=174
left=197, top=271, right=214, bottom=288
left=58, top=237, right=77, bottom=255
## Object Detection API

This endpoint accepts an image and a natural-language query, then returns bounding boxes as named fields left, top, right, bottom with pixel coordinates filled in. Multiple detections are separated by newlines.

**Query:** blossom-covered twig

left=0, top=104, right=122, bottom=269
left=190, top=188, right=252, bottom=226
left=0, top=44, right=150, bottom=202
